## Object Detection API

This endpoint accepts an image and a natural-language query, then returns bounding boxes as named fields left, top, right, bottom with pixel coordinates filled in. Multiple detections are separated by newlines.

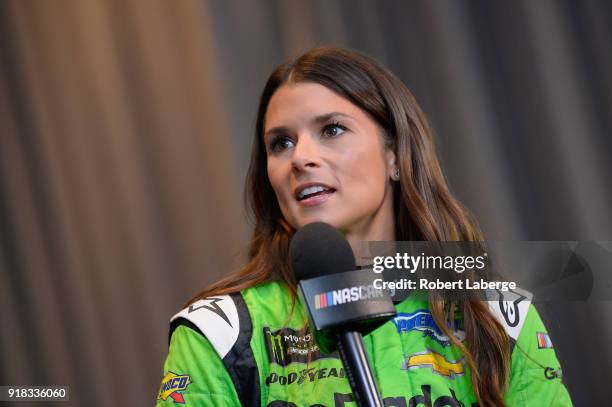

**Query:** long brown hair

left=188, top=46, right=510, bottom=406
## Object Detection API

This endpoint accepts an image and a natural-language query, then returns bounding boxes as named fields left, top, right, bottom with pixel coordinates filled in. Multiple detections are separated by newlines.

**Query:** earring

left=393, top=167, right=400, bottom=180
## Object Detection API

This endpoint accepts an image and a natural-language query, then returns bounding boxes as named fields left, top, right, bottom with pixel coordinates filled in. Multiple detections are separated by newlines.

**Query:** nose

left=291, top=135, right=320, bottom=172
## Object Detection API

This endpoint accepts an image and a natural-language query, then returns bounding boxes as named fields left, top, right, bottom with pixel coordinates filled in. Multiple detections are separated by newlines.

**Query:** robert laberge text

left=374, top=278, right=516, bottom=292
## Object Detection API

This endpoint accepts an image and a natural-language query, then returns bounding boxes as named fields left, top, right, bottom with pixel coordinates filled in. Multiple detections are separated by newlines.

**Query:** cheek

left=339, top=148, right=387, bottom=192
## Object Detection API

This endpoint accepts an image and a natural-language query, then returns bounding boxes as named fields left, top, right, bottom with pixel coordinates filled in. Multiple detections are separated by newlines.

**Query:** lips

left=294, top=183, right=336, bottom=206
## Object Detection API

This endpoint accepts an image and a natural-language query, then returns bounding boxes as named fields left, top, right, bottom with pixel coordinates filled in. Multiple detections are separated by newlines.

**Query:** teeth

left=298, top=185, right=328, bottom=200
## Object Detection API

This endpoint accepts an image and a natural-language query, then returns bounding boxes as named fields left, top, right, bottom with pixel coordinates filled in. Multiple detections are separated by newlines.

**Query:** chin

left=296, top=214, right=342, bottom=230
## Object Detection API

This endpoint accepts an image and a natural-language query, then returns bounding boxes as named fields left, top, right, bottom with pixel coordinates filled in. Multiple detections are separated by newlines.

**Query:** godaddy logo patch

left=158, top=372, right=192, bottom=404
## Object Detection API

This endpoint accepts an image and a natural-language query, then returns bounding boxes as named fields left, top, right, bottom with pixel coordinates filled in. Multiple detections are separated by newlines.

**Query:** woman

left=156, top=46, right=571, bottom=406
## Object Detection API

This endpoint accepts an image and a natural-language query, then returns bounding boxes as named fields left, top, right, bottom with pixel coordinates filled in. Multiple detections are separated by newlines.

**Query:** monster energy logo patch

left=264, top=326, right=338, bottom=367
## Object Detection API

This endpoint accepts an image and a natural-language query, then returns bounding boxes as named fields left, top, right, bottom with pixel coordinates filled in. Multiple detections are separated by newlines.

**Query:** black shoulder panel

left=222, top=292, right=260, bottom=407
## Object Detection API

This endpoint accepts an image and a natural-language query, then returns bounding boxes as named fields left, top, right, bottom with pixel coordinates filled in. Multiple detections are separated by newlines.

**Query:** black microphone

left=290, top=222, right=396, bottom=407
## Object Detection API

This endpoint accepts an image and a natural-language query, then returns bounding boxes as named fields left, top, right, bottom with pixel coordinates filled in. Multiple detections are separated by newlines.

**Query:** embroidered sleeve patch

left=158, top=372, right=192, bottom=404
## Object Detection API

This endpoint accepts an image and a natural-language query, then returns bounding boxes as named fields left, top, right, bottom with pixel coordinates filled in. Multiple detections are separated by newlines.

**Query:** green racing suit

left=156, top=280, right=572, bottom=406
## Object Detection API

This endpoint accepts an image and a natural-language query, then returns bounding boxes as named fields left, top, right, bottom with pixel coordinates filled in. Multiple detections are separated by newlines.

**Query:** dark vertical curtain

left=0, top=0, right=610, bottom=405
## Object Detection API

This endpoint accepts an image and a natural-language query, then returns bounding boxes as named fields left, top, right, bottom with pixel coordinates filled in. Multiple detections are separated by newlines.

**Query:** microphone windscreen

left=290, top=222, right=356, bottom=281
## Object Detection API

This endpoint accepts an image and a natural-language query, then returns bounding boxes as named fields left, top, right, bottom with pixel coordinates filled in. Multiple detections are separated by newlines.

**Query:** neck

left=345, top=229, right=395, bottom=267
left=343, top=199, right=396, bottom=267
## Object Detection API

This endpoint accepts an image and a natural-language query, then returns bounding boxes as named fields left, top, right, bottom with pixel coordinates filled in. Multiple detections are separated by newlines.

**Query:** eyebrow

left=264, top=112, right=355, bottom=139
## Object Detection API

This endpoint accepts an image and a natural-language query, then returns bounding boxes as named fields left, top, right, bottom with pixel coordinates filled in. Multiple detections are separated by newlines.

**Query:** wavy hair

left=188, top=46, right=510, bottom=406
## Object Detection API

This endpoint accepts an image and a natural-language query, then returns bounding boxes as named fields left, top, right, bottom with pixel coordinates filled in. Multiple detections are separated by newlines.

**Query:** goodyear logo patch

left=158, top=372, right=192, bottom=404
left=402, top=350, right=465, bottom=378
left=537, top=332, right=554, bottom=349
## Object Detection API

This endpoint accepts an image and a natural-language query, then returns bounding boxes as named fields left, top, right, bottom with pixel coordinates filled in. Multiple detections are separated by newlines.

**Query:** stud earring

left=393, top=167, right=400, bottom=180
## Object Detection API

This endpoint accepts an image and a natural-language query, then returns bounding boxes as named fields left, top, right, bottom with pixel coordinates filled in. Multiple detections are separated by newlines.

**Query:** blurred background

left=1, top=0, right=611, bottom=405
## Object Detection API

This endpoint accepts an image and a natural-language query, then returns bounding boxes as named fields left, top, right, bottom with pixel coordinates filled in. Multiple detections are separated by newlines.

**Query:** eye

left=322, top=121, right=347, bottom=138
left=269, top=135, right=295, bottom=153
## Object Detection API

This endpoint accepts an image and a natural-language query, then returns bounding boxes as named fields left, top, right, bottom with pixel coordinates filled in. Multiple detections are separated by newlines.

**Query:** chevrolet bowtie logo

left=402, top=350, right=465, bottom=378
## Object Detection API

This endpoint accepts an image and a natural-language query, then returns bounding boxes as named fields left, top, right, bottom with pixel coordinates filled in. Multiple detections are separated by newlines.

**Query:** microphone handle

left=337, top=330, right=383, bottom=407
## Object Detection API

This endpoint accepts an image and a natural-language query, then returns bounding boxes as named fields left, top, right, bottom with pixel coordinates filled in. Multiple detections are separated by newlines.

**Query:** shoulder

left=169, top=280, right=293, bottom=344
left=169, top=292, right=251, bottom=359
left=166, top=289, right=265, bottom=407
left=485, top=287, right=534, bottom=341
left=487, top=289, right=572, bottom=404
left=484, top=287, right=558, bottom=352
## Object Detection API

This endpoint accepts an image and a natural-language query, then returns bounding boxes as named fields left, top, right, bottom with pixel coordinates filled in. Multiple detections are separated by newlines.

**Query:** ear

left=386, top=148, right=399, bottom=181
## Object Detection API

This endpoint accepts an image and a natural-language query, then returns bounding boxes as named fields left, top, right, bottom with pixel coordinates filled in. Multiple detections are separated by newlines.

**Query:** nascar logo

left=314, top=285, right=382, bottom=309
left=402, top=350, right=465, bottom=378
left=314, top=291, right=334, bottom=309
left=158, top=372, right=192, bottom=404
left=537, top=332, right=554, bottom=349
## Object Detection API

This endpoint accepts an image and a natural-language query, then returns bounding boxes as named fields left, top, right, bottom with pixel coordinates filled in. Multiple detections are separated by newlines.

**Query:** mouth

left=294, top=183, right=336, bottom=205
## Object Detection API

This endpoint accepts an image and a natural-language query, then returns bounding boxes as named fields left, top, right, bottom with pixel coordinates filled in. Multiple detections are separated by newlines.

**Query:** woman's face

left=264, top=82, right=396, bottom=239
